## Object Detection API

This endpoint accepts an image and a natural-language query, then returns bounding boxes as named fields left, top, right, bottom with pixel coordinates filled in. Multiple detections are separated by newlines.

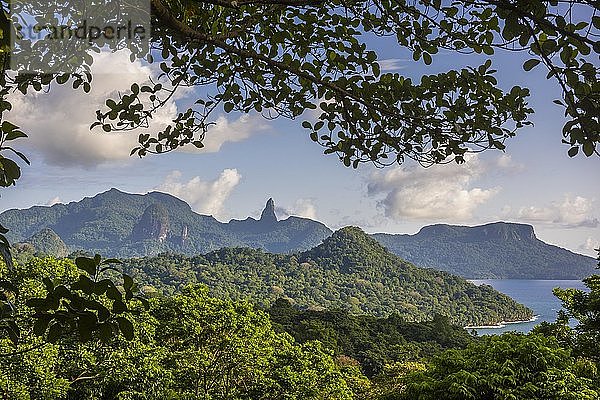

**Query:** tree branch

left=190, top=0, right=324, bottom=8
left=151, top=0, right=399, bottom=119
left=485, top=0, right=598, bottom=49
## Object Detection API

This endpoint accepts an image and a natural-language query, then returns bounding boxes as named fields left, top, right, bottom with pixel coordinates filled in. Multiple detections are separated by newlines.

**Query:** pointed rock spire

left=260, top=198, right=277, bottom=224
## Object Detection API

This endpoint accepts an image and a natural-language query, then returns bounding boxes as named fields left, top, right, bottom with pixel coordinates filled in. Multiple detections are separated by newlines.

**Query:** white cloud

left=189, top=114, right=268, bottom=153
left=494, top=154, right=524, bottom=171
left=367, top=155, right=499, bottom=221
left=378, top=58, right=408, bottom=72
left=10, top=51, right=177, bottom=167
left=276, top=198, right=318, bottom=220
left=517, top=195, right=599, bottom=228
left=8, top=50, right=179, bottom=167
left=157, top=169, right=241, bottom=219
left=8, top=50, right=265, bottom=167
left=46, top=196, right=62, bottom=206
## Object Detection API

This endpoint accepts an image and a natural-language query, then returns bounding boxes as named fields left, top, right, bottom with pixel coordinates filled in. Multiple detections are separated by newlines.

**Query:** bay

left=468, top=279, right=587, bottom=335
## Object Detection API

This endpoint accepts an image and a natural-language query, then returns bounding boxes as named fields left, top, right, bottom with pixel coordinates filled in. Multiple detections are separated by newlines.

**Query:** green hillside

left=121, top=227, right=533, bottom=326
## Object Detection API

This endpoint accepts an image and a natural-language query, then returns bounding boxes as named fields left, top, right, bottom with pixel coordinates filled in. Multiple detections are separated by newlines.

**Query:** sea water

left=468, top=279, right=588, bottom=335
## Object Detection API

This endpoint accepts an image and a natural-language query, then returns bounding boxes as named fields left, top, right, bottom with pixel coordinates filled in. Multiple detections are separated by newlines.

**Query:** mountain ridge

left=373, top=222, right=596, bottom=279
left=2, top=189, right=596, bottom=279
left=2, top=188, right=332, bottom=256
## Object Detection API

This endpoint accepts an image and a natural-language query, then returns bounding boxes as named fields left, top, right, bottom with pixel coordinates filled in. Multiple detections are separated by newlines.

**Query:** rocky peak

left=260, top=198, right=277, bottom=224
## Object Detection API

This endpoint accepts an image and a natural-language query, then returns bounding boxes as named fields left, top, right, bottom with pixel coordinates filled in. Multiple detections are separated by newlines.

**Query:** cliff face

left=477, top=223, right=536, bottom=241
left=181, top=225, right=189, bottom=246
left=131, top=204, right=170, bottom=242
left=417, top=222, right=536, bottom=242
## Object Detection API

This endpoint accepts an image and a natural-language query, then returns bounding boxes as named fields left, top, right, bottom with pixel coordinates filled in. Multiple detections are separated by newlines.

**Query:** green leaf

left=47, top=323, right=62, bottom=343
left=4, top=148, right=30, bottom=165
left=106, top=99, right=117, bottom=109
left=78, top=314, right=97, bottom=342
left=26, top=298, right=49, bottom=310
left=93, top=279, right=111, bottom=295
left=1, top=121, right=18, bottom=133
left=117, top=317, right=134, bottom=340
left=112, top=300, right=128, bottom=314
left=582, top=142, right=594, bottom=157
left=423, top=53, right=432, bottom=65
left=33, top=315, right=51, bottom=336
left=5, top=320, right=19, bottom=345
left=523, top=59, right=541, bottom=71
left=42, top=277, right=54, bottom=292
left=98, top=323, right=114, bottom=342
left=135, top=296, right=150, bottom=310
left=106, top=286, right=122, bottom=301
left=0, top=158, right=21, bottom=184
left=5, top=130, right=27, bottom=141
left=123, top=274, right=134, bottom=291
left=76, top=256, right=98, bottom=276
left=72, top=275, right=95, bottom=294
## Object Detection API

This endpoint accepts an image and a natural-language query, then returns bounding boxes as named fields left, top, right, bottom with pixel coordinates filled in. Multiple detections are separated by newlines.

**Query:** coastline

left=464, top=315, right=539, bottom=330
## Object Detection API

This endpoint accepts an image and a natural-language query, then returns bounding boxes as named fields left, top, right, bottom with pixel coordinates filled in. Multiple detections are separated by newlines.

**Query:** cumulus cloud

left=8, top=50, right=265, bottom=167
left=7, top=50, right=179, bottom=167
left=517, top=195, right=599, bottom=228
left=275, top=198, right=318, bottom=220
left=494, top=154, right=524, bottom=172
left=367, top=155, right=499, bottom=221
left=157, top=169, right=241, bottom=219
left=183, top=114, right=268, bottom=154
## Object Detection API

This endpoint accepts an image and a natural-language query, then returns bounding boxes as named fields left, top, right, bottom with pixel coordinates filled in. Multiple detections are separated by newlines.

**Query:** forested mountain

left=373, top=222, right=597, bottom=279
left=121, top=227, right=533, bottom=326
left=23, top=227, right=69, bottom=257
left=1, top=189, right=332, bottom=256
left=3, top=189, right=594, bottom=279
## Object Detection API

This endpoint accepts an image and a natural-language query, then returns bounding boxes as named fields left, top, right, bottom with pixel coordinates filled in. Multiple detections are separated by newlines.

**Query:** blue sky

left=1, top=39, right=598, bottom=257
